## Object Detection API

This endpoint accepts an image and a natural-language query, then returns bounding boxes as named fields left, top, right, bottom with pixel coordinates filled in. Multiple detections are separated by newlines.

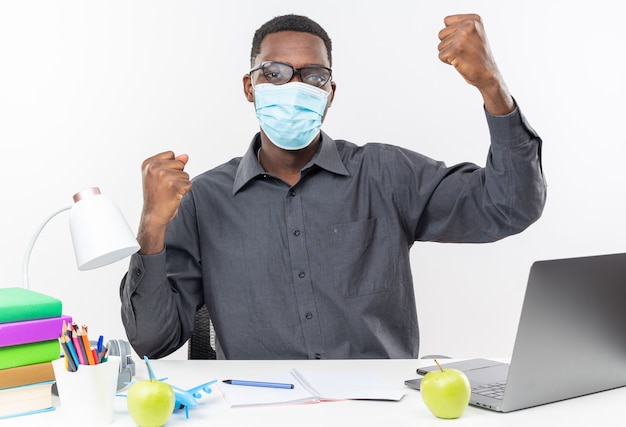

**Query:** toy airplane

left=169, top=380, right=217, bottom=418
left=118, top=356, right=217, bottom=419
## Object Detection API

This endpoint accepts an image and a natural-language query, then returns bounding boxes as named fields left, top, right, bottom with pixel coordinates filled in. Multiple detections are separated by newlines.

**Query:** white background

left=1, top=1, right=624, bottom=360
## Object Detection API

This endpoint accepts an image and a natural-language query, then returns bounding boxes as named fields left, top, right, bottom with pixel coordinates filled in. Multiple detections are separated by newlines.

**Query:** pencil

left=80, top=326, right=96, bottom=365
left=69, top=329, right=86, bottom=365
left=63, top=334, right=80, bottom=370
left=58, top=336, right=78, bottom=372
left=100, top=346, right=109, bottom=363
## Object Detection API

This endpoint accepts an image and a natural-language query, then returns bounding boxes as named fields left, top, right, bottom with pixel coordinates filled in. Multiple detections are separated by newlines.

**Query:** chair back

left=188, top=304, right=216, bottom=360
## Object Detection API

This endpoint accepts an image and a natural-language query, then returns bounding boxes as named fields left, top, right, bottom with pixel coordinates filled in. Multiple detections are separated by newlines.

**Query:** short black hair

left=250, top=14, right=332, bottom=67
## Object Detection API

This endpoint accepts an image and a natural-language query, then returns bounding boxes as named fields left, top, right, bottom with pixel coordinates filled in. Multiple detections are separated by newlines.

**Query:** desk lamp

left=22, top=187, right=140, bottom=289
left=21, top=187, right=139, bottom=389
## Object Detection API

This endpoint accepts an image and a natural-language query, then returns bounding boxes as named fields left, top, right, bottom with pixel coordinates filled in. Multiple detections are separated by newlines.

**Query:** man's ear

left=321, top=81, right=337, bottom=122
left=327, top=81, right=337, bottom=108
left=243, top=74, right=254, bottom=102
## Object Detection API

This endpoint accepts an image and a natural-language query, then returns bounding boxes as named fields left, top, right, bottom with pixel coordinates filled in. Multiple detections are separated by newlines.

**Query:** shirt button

left=298, top=271, right=306, bottom=278
left=289, top=190, right=296, bottom=197
left=293, top=230, right=301, bottom=236
left=134, top=268, right=142, bottom=277
left=305, top=312, right=313, bottom=319
left=315, top=353, right=321, bottom=359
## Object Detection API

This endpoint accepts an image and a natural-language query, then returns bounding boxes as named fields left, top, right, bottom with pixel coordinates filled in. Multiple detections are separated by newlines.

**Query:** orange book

left=0, top=362, right=55, bottom=389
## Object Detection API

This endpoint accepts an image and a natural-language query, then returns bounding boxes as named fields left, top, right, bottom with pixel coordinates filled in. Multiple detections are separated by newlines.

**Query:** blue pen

left=97, top=335, right=104, bottom=353
left=223, top=379, right=294, bottom=389
left=96, top=335, right=104, bottom=362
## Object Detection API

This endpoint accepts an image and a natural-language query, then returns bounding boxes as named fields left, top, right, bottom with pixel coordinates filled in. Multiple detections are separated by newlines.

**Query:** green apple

left=420, top=360, right=471, bottom=419
left=127, top=378, right=176, bottom=427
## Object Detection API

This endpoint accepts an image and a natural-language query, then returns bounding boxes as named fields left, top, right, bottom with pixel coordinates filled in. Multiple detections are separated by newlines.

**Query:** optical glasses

left=249, top=61, right=332, bottom=88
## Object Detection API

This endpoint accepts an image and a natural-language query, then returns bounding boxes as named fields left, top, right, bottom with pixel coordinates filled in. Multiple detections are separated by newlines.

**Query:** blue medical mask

left=254, top=82, right=330, bottom=150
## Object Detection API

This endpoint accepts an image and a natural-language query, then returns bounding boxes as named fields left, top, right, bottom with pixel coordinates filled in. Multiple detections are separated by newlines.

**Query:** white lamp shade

left=69, top=188, right=140, bottom=270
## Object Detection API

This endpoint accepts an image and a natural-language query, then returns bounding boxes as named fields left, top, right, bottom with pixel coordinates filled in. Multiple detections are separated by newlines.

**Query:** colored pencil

left=70, top=329, right=86, bottom=365
left=62, top=334, right=80, bottom=369
left=58, top=336, right=78, bottom=372
left=79, top=327, right=95, bottom=365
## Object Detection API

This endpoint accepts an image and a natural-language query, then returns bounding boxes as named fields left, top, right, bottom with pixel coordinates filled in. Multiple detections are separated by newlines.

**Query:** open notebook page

left=291, top=369, right=405, bottom=401
left=217, top=369, right=405, bottom=408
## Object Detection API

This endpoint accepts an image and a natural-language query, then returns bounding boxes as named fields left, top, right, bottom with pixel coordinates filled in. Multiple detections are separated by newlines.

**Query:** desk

left=4, top=358, right=624, bottom=426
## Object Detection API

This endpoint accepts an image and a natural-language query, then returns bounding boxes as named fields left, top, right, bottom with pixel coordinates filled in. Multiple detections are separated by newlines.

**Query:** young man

left=120, top=14, right=546, bottom=359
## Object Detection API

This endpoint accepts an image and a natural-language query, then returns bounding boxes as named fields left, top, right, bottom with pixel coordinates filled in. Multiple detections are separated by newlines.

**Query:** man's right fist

left=141, top=151, right=192, bottom=229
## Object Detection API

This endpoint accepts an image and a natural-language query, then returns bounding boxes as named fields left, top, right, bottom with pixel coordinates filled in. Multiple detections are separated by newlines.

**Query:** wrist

left=137, top=219, right=167, bottom=255
left=479, top=76, right=514, bottom=116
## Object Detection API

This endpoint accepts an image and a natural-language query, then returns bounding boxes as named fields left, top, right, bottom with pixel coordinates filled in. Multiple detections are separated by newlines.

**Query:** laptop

left=405, top=252, right=626, bottom=412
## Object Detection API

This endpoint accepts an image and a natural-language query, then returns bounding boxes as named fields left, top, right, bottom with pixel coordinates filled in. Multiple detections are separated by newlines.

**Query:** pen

left=97, top=335, right=104, bottom=354
left=223, top=379, right=295, bottom=389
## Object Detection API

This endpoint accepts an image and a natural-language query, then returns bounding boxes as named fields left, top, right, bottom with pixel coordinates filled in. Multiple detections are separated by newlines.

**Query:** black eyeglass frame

left=249, top=61, right=333, bottom=88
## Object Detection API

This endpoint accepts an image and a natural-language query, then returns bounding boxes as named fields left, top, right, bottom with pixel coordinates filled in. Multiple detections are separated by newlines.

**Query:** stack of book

left=0, top=287, right=72, bottom=419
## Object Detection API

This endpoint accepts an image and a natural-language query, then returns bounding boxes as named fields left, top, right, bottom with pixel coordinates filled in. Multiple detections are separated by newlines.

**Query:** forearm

left=119, top=253, right=188, bottom=358
left=482, top=103, right=546, bottom=229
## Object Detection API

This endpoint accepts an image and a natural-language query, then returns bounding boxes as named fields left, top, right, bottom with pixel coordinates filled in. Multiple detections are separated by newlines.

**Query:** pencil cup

left=52, top=356, right=120, bottom=426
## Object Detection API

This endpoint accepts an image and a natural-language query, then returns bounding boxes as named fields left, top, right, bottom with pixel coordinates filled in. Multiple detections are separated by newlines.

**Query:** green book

left=0, top=287, right=62, bottom=324
left=0, top=340, right=60, bottom=370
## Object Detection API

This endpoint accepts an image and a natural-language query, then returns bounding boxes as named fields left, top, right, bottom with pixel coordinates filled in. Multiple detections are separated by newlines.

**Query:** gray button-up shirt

left=120, top=106, right=546, bottom=360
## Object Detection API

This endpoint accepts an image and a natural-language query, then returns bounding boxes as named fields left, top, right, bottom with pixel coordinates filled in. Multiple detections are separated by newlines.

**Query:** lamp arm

left=22, top=203, right=72, bottom=289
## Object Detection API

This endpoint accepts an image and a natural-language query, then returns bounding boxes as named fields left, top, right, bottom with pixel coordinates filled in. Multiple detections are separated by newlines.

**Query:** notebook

left=219, top=368, right=405, bottom=407
left=405, top=252, right=626, bottom=412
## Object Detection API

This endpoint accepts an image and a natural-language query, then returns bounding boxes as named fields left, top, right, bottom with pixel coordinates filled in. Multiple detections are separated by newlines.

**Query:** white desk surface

left=4, top=358, right=625, bottom=426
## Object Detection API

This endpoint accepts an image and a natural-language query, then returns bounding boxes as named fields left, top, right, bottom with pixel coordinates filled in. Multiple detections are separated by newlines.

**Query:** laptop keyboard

left=472, top=381, right=506, bottom=399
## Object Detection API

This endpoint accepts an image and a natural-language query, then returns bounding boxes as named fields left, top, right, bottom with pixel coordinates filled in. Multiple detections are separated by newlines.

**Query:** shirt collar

left=232, top=131, right=350, bottom=195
